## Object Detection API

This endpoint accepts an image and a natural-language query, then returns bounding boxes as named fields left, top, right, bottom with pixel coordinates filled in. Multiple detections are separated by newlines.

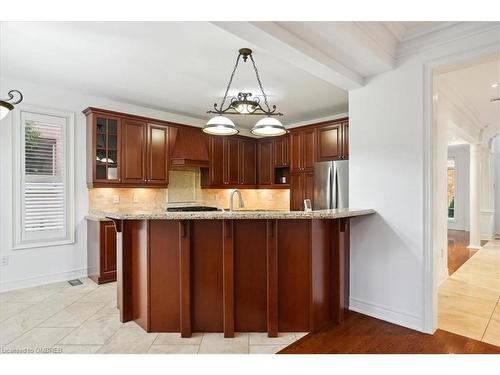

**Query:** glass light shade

left=231, top=101, right=257, bottom=114
left=250, top=117, right=287, bottom=137
left=0, top=101, right=13, bottom=120
left=203, top=116, right=239, bottom=136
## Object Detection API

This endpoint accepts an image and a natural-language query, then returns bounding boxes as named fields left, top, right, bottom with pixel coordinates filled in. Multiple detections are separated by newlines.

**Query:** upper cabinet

left=85, top=108, right=171, bottom=188
left=290, top=127, right=316, bottom=172
left=316, top=120, right=349, bottom=161
left=202, top=136, right=257, bottom=188
left=273, top=135, right=289, bottom=167
left=257, top=139, right=273, bottom=186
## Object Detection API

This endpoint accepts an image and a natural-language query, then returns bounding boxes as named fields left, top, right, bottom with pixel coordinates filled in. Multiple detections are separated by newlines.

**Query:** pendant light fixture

left=0, top=90, right=23, bottom=120
left=204, top=48, right=287, bottom=137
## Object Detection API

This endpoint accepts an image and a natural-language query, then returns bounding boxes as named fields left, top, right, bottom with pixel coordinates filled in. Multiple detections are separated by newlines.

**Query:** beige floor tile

left=295, top=332, right=309, bottom=339
left=198, top=333, right=249, bottom=354
left=249, top=332, right=296, bottom=346
left=6, top=327, right=73, bottom=350
left=492, top=303, right=500, bottom=321
left=77, top=283, right=117, bottom=303
left=97, top=300, right=120, bottom=315
left=0, top=283, right=64, bottom=303
left=58, top=313, right=123, bottom=345
left=154, top=332, right=203, bottom=345
left=249, top=345, right=287, bottom=354
left=438, top=278, right=500, bottom=302
left=55, top=345, right=102, bottom=354
left=438, top=310, right=490, bottom=340
left=38, top=302, right=107, bottom=328
left=148, top=344, right=199, bottom=354
left=451, top=271, right=500, bottom=292
left=482, top=319, right=500, bottom=347
left=438, top=293, right=497, bottom=319
left=0, top=302, right=33, bottom=322
left=97, top=321, right=158, bottom=354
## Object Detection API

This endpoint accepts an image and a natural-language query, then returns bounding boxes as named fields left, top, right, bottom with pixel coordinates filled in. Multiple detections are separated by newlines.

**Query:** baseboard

left=349, top=297, right=424, bottom=332
left=0, top=267, right=88, bottom=293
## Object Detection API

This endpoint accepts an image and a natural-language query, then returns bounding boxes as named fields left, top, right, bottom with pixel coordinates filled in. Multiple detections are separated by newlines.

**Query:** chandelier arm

left=219, top=53, right=242, bottom=110
left=249, top=54, right=272, bottom=113
left=1, top=90, right=23, bottom=105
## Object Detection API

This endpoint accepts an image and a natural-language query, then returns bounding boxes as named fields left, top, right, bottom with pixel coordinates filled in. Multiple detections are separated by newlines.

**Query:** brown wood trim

left=222, top=220, right=234, bottom=338
left=179, top=220, right=192, bottom=338
left=117, top=220, right=132, bottom=323
left=331, top=219, right=349, bottom=323
left=288, top=117, right=349, bottom=133
left=266, top=219, right=278, bottom=337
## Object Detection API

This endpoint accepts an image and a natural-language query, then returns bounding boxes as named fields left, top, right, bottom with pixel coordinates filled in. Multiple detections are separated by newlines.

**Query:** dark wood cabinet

left=87, top=219, right=116, bottom=284
left=239, top=139, right=256, bottom=185
left=257, top=140, right=273, bottom=185
left=207, top=136, right=225, bottom=186
left=86, top=112, right=122, bottom=185
left=290, top=172, right=314, bottom=210
left=316, top=121, right=348, bottom=161
left=122, top=119, right=147, bottom=184
left=226, top=138, right=240, bottom=185
left=273, top=135, right=289, bottom=167
left=290, top=128, right=316, bottom=172
left=146, top=123, right=169, bottom=185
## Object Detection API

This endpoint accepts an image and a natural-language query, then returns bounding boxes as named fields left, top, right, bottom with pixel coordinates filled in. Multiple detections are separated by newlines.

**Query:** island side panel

left=310, top=219, right=332, bottom=331
left=277, top=220, right=311, bottom=332
left=191, top=220, right=224, bottom=332
left=131, top=220, right=149, bottom=330
left=233, top=220, right=268, bottom=333
left=331, top=218, right=350, bottom=323
left=148, top=220, right=181, bottom=332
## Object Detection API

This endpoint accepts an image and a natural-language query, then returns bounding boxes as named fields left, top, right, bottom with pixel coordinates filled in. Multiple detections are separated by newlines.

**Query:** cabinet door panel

left=290, top=173, right=303, bottom=211
left=273, top=136, right=289, bottom=167
left=303, top=172, right=314, bottom=207
left=210, top=136, right=225, bottom=186
left=317, top=123, right=342, bottom=161
left=303, top=129, right=316, bottom=170
left=342, top=121, right=349, bottom=159
left=102, top=222, right=117, bottom=275
left=147, top=124, right=169, bottom=185
left=122, top=119, right=146, bottom=183
left=92, top=115, right=121, bottom=184
left=226, top=138, right=240, bottom=185
left=290, top=132, right=302, bottom=172
left=240, top=140, right=256, bottom=185
left=258, top=140, right=273, bottom=185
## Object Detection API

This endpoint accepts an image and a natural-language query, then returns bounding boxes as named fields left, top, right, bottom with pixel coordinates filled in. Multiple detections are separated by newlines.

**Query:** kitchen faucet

left=229, top=189, right=244, bottom=211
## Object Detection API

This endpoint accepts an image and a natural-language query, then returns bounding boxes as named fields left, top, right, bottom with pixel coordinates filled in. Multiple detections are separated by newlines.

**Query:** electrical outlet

left=112, top=195, right=120, bottom=204
left=0, top=256, right=9, bottom=266
left=133, top=194, right=139, bottom=203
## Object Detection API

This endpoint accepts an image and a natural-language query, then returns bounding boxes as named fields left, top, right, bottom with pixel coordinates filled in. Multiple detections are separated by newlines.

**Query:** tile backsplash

left=88, top=169, right=290, bottom=211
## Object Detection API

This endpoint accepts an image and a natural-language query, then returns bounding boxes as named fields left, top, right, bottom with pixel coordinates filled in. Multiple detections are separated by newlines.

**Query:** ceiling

left=1, top=21, right=491, bottom=130
left=438, top=54, right=500, bottom=145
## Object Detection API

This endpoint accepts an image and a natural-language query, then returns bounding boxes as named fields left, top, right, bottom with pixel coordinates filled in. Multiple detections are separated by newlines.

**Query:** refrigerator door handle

left=331, top=162, right=337, bottom=209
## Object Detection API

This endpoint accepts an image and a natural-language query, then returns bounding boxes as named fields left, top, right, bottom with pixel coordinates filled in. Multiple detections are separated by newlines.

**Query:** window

left=447, top=158, right=456, bottom=220
left=14, top=108, right=74, bottom=248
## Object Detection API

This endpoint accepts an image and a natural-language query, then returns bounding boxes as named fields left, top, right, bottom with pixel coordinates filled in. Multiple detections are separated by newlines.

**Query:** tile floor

left=0, top=278, right=305, bottom=354
left=438, top=239, right=500, bottom=346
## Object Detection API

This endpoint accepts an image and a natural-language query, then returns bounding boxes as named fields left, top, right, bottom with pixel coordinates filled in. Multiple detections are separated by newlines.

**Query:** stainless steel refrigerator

left=313, top=160, right=349, bottom=210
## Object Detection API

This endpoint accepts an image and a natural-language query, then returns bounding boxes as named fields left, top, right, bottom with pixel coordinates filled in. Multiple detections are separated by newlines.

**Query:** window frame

left=12, top=105, right=75, bottom=250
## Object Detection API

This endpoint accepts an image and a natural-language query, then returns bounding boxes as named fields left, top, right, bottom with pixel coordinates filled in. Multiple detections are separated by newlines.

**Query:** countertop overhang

left=89, top=208, right=375, bottom=221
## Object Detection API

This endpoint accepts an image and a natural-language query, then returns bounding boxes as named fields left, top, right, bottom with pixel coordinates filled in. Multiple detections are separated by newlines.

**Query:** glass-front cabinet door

left=94, top=115, right=121, bottom=183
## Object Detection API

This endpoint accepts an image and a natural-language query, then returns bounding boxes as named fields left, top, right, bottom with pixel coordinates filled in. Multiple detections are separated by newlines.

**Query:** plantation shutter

left=20, top=111, right=68, bottom=242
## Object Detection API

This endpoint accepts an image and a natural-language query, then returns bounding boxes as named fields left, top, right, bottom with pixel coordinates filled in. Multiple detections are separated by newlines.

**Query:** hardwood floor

left=447, top=230, right=481, bottom=275
left=278, top=311, right=500, bottom=354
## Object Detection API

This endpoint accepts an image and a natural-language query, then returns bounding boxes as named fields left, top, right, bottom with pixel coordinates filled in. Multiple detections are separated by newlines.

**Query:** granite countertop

left=89, top=208, right=376, bottom=220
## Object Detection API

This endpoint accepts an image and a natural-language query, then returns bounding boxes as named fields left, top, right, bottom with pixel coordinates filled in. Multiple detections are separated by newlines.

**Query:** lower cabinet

left=87, top=219, right=117, bottom=284
left=290, top=172, right=314, bottom=211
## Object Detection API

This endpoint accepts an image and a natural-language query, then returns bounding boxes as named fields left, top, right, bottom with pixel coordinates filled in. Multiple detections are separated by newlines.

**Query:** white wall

left=0, top=77, right=204, bottom=292
left=447, top=145, right=470, bottom=231
left=348, top=26, right=500, bottom=332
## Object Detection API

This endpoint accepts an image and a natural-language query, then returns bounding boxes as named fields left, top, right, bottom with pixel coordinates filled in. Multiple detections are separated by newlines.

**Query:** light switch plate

left=0, top=256, right=9, bottom=266
left=112, top=195, right=120, bottom=204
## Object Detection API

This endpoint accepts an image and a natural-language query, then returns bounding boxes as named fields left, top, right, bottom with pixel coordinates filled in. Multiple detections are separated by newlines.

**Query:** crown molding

left=397, top=22, right=500, bottom=59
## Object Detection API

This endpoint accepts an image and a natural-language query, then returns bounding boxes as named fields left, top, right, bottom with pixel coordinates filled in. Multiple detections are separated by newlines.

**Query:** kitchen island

left=96, top=208, right=375, bottom=338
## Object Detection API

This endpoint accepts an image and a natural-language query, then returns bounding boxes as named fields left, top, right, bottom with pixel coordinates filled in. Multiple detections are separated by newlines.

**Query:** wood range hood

left=169, top=125, right=210, bottom=168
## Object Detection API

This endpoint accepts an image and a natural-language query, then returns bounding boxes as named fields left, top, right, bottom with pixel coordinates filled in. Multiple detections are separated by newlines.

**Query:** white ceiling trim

left=212, top=21, right=364, bottom=91
left=396, top=22, right=500, bottom=59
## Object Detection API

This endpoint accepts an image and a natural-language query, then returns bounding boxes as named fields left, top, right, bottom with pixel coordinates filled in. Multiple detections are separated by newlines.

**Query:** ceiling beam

left=211, top=21, right=364, bottom=91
